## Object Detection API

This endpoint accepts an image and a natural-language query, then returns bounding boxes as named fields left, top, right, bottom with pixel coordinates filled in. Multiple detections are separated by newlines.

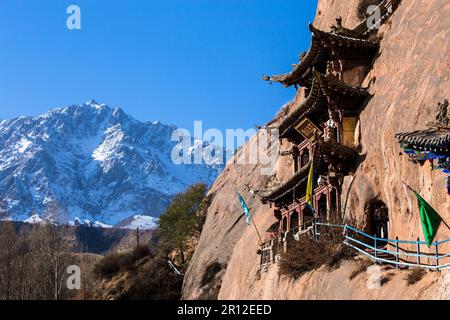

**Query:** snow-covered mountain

left=0, top=101, right=223, bottom=226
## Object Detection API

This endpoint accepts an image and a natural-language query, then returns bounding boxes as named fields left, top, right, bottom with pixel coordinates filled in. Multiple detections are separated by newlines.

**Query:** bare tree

left=31, top=224, right=72, bottom=300
left=0, top=221, right=18, bottom=300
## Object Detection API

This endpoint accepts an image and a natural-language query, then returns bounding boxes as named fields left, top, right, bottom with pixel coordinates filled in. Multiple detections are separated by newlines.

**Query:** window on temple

left=290, top=210, right=299, bottom=231
left=300, top=148, right=310, bottom=168
left=282, top=216, right=288, bottom=232
left=317, top=194, right=328, bottom=218
left=302, top=205, right=314, bottom=229
left=330, top=188, right=338, bottom=216
left=343, top=117, right=358, bottom=147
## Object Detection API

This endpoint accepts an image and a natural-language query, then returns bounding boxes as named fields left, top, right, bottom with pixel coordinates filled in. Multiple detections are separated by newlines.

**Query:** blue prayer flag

left=236, top=192, right=251, bottom=225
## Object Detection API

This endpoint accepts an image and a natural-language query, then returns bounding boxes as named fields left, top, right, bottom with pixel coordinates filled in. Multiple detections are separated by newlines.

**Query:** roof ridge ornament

left=436, top=99, right=449, bottom=128
left=330, top=16, right=343, bottom=34
left=330, top=16, right=368, bottom=39
left=426, top=99, right=449, bottom=129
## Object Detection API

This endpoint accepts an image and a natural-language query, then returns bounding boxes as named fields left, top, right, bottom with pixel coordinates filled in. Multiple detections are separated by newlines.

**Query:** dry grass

left=349, top=259, right=373, bottom=280
left=93, top=244, right=153, bottom=279
left=380, top=273, right=394, bottom=286
left=279, top=238, right=331, bottom=279
left=279, top=215, right=360, bottom=279
left=117, top=255, right=183, bottom=300
left=405, top=268, right=427, bottom=286
left=93, top=245, right=183, bottom=300
left=279, top=237, right=355, bottom=279
left=328, top=244, right=355, bottom=270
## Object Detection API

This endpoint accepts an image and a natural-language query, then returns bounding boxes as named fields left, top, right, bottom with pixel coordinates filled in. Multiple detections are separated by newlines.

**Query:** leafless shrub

left=279, top=238, right=331, bottom=279
left=279, top=213, right=361, bottom=279
left=380, top=273, right=394, bottom=286
left=328, top=244, right=355, bottom=270
left=405, top=268, right=426, bottom=286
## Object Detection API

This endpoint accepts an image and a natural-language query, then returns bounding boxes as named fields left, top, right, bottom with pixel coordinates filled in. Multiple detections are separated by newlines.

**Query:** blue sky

left=0, top=0, right=317, bottom=134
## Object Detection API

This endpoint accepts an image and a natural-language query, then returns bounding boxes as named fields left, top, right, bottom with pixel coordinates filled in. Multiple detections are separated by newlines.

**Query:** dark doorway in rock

left=365, top=198, right=389, bottom=247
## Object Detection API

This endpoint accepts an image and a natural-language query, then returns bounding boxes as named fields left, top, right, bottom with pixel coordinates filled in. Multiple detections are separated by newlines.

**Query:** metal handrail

left=259, top=220, right=450, bottom=271
left=345, top=235, right=438, bottom=260
left=341, top=224, right=448, bottom=270
left=344, top=225, right=450, bottom=246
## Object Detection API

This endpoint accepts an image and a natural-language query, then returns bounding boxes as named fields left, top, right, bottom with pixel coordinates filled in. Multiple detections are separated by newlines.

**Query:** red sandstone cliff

left=182, top=0, right=450, bottom=300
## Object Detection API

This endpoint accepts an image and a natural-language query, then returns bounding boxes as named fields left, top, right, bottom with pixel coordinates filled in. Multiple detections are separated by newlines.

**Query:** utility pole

left=136, top=227, right=140, bottom=246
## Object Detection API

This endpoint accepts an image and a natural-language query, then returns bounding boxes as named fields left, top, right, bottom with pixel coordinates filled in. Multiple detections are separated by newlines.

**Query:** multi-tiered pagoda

left=260, top=21, right=380, bottom=237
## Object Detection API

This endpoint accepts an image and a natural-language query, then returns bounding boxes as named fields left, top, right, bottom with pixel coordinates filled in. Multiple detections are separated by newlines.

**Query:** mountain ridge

left=0, top=100, right=222, bottom=226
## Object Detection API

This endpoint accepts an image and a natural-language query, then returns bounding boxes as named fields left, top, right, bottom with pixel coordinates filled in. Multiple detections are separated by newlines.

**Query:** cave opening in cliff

left=365, top=198, right=389, bottom=246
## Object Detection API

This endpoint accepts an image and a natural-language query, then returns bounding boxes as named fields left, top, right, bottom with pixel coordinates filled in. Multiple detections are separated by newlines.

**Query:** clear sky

left=0, top=0, right=317, bottom=134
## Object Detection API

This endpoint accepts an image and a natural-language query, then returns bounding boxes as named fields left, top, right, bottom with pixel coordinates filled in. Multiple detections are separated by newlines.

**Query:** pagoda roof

left=263, top=24, right=379, bottom=88
left=278, top=72, right=369, bottom=138
left=395, top=129, right=450, bottom=152
left=316, top=71, right=370, bottom=98
left=309, top=24, right=379, bottom=49
left=260, top=163, right=310, bottom=203
left=396, top=99, right=450, bottom=153
left=278, top=74, right=325, bottom=137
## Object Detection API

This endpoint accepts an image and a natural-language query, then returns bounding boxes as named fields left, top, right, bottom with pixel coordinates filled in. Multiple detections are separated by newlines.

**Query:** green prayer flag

left=414, top=192, right=441, bottom=247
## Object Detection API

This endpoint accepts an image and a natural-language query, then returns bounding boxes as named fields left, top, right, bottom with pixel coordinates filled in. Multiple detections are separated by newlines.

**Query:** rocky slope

left=0, top=101, right=222, bottom=226
left=183, top=0, right=450, bottom=300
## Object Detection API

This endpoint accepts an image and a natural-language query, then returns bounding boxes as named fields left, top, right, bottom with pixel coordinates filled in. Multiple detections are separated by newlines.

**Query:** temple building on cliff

left=255, top=0, right=449, bottom=272
left=259, top=20, right=380, bottom=242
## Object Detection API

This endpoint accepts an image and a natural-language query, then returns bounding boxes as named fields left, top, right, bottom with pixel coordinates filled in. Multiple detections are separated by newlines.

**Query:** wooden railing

left=259, top=238, right=279, bottom=273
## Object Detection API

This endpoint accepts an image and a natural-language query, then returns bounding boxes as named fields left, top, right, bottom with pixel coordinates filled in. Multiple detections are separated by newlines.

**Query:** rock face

left=183, top=0, right=450, bottom=300
left=0, top=101, right=222, bottom=225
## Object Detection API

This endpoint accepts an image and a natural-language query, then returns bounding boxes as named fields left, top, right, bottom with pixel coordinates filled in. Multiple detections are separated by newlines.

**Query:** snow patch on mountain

left=117, top=215, right=159, bottom=230
left=24, top=214, right=45, bottom=225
